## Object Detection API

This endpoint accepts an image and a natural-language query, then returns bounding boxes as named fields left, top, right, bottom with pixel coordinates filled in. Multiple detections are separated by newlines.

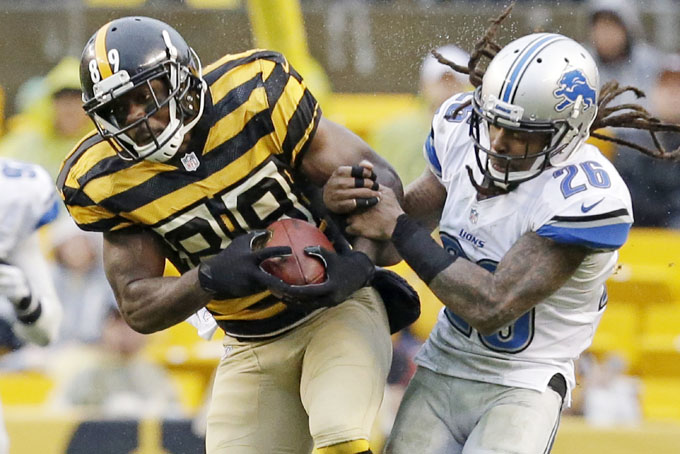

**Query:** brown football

left=260, top=218, right=335, bottom=285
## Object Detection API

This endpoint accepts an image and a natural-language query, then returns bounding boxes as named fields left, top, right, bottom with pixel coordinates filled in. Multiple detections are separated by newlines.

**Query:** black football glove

left=198, top=231, right=292, bottom=299
left=268, top=245, right=375, bottom=310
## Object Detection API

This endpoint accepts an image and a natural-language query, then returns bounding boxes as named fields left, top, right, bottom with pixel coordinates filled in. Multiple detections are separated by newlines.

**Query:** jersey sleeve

left=0, top=160, right=60, bottom=259
left=260, top=52, right=321, bottom=168
left=532, top=158, right=633, bottom=251
left=61, top=196, right=134, bottom=233
left=425, top=91, right=475, bottom=182
left=57, top=136, right=136, bottom=233
left=423, top=128, right=443, bottom=180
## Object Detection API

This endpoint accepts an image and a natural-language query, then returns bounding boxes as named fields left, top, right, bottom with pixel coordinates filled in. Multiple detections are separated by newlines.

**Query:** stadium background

left=1, top=0, right=680, bottom=453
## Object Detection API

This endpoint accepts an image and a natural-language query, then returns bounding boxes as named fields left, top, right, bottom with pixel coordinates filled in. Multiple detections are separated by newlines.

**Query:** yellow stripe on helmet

left=94, top=22, right=113, bottom=79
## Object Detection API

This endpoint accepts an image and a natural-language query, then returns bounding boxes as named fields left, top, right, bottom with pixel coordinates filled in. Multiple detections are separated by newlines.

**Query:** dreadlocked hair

left=432, top=1, right=680, bottom=160
left=591, top=81, right=680, bottom=159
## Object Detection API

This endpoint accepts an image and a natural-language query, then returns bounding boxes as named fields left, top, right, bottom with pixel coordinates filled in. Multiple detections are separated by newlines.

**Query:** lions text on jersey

left=417, top=92, right=633, bottom=404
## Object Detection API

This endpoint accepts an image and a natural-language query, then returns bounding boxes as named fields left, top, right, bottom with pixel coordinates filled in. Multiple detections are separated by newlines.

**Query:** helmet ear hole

left=179, top=80, right=203, bottom=117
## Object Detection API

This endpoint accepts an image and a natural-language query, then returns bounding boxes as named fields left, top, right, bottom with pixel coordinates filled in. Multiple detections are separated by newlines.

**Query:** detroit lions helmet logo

left=553, top=69, right=597, bottom=112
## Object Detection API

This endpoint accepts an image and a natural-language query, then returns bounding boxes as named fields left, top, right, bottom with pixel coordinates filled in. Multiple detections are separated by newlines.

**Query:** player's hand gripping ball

left=259, top=219, right=335, bottom=285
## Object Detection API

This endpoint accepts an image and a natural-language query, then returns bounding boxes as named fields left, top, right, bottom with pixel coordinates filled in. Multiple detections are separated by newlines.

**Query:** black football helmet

left=80, top=16, right=206, bottom=162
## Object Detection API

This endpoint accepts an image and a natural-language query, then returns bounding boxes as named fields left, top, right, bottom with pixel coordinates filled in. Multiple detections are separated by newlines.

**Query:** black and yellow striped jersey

left=57, top=50, right=324, bottom=339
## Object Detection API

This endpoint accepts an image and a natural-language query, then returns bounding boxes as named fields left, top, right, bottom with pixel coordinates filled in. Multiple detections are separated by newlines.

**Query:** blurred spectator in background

left=609, top=55, right=680, bottom=228
left=51, top=306, right=184, bottom=419
left=581, top=352, right=641, bottom=427
left=49, top=218, right=117, bottom=345
left=0, top=158, right=62, bottom=454
left=585, top=0, right=680, bottom=227
left=564, top=351, right=641, bottom=426
left=368, top=45, right=469, bottom=185
left=586, top=0, right=664, bottom=107
left=0, top=57, right=91, bottom=179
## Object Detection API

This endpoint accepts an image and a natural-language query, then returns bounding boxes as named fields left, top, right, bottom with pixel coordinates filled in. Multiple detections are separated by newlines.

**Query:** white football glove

left=0, top=263, right=60, bottom=347
left=0, top=262, right=32, bottom=306
left=12, top=295, right=61, bottom=346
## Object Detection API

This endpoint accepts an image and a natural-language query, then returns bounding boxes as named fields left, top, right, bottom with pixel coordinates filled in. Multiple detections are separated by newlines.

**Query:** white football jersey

left=0, top=158, right=59, bottom=259
left=415, top=92, right=633, bottom=404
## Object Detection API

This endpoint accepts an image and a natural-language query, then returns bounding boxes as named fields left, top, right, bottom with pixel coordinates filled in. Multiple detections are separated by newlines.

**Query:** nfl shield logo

left=181, top=152, right=200, bottom=171
left=469, top=208, right=479, bottom=224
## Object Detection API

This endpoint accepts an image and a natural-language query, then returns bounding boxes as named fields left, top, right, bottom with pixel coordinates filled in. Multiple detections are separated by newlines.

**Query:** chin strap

left=465, top=166, right=512, bottom=197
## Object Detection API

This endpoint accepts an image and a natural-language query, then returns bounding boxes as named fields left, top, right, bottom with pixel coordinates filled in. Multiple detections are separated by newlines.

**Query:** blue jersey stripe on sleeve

left=536, top=222, right=632, bottom=250
left=36, top=198, right=60, bottom=229
left=425, top=132, right=442, bottom=177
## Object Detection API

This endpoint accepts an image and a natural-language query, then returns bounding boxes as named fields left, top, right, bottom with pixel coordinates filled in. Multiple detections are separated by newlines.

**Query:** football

left=260, top=218, right=335, bottom=285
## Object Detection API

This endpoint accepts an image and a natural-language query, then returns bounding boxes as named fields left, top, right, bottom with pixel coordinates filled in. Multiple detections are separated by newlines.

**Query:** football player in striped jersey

left=58, top=16, right=400, bottom=454
left=327, top=32, right=636, bottom=454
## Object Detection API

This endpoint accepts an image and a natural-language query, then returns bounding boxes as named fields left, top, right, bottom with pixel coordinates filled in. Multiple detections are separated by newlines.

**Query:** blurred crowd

left=0, top=0, right=677, bottom=448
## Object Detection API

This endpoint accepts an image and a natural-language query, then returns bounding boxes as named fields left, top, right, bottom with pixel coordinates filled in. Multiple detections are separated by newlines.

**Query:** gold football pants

left=206, top=287, right=392, bottom=454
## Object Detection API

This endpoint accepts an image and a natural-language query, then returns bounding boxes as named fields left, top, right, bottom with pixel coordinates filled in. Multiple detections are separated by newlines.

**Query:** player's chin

left=130, top=127, right=164, bottom=146
left=491, top=160, right=532, bottom=173
left=490, top=160, right=509, bottom=173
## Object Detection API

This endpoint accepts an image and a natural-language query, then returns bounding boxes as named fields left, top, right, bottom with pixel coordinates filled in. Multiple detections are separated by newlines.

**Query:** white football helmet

left=470, top=33, right=600, bottom=187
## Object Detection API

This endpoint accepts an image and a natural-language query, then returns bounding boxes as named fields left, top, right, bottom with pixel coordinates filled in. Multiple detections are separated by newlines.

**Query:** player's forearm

left=116, top=269, right=212, bottom=334
left=402, top=174, right=444, bottom=232
left=388, top=214, right=508, bottom=333
left=374, top=160, right=404, bottom=202
left=390, top=216, right=562, bottom=335
left=352, top=237, right=401, bottom=266
left=427, top=261, right=522, bottom=335
left=408, top=230, right=587, bottom=335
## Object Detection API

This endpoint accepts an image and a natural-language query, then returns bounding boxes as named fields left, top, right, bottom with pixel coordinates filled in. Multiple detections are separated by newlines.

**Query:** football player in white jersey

left=323, top=32, right=638, bottom=454
left=0, top=158, right=62, bottom=454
